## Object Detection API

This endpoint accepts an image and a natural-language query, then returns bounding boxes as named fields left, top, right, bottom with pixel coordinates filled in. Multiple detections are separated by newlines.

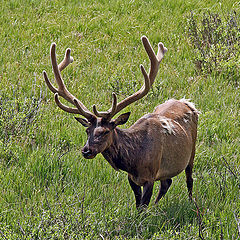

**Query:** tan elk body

left=43, top=36, right=199, bottom=208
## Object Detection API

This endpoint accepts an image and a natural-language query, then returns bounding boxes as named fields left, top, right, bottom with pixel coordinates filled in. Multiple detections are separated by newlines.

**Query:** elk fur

left=43, top=36, right=199, bottom=208
left=102, top=98, right=199, bottom=187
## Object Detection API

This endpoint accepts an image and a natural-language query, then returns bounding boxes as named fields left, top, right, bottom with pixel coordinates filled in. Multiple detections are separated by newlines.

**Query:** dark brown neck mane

left=102, top=128, right=142, bottom=175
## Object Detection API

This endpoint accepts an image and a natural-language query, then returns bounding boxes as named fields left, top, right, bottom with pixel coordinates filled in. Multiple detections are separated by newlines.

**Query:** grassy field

left=0, top=0, right=239, bottom=239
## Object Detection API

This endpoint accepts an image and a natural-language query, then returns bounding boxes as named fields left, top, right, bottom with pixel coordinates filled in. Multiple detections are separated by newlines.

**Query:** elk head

left=43, top=36, right=167, bottom=159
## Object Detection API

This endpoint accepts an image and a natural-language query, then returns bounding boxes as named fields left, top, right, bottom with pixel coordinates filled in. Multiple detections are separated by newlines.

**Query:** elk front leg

left=140, top=181, right=154, bottom=208
left=128, top=175, right=142, bottom=208
left=155, top=179, right=172, bottom=204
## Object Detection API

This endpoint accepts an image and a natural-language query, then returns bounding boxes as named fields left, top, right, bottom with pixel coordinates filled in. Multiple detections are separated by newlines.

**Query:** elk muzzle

left=81, top=145, right=97, bottom=159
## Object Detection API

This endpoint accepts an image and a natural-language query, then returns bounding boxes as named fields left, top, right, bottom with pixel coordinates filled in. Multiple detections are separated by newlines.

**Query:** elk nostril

left=82, top=147, right=92, bottom=156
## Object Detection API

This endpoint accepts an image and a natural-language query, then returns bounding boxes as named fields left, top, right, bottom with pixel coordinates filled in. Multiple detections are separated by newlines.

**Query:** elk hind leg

left=185, top=143, right=196, bottom=200
left=155, top=179, right=172, bottom=204
left=185, top=164, right=193, bottom=199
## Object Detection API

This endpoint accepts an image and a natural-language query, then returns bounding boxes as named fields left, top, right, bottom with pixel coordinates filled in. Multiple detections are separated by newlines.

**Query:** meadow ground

left=0, top=0, right=239, bottom=239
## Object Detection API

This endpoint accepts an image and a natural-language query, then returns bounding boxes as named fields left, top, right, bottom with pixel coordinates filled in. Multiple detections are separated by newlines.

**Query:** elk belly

left=155, top=125, right=193, bottom=180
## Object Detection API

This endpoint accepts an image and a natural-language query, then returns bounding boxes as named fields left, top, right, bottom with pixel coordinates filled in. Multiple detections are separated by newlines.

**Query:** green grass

left=0, top=0, right=239, bottom=239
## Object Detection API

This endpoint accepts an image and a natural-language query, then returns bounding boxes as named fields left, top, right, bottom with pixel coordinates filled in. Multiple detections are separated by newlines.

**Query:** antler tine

left=58, top=48, right=73, bottom=72
left=43, top=71, right=58, bottom=94
left=157, top=42, right=168, bottom=63
left=43, top=43, right=95, bottom=121
left=141, top=36, right=168, bottom=86
left=55, top=93, right=79, bottom=114
left=92, top=93, right=117, bottom=119
left=50, top=43, right=66, bottom=92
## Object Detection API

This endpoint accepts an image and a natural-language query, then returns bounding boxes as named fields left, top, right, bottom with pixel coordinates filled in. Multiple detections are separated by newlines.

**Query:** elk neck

left=102, top=127, right=143, bottom=175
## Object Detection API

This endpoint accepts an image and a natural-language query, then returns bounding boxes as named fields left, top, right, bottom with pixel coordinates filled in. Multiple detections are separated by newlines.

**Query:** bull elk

left=43, top=36, right=199, bottom=208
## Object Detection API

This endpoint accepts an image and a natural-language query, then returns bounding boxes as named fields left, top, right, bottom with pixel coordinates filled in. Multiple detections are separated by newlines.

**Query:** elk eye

left=96, top=129, right=109, bottom=137
left=103, top=129, right=110, bottom=135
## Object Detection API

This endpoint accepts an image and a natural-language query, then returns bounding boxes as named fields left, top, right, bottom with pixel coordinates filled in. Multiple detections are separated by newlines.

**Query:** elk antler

left=43, top=37, right=167, bottom=122
left=93, top=36, right=167, bottom=120
left=43, top=43, right=96, bottom=121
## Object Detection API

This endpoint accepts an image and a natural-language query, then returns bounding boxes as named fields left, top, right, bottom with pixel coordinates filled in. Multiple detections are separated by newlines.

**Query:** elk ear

left=112, top=112, right=131, bottom=127
left=75, top=117, right=90, bottom=127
